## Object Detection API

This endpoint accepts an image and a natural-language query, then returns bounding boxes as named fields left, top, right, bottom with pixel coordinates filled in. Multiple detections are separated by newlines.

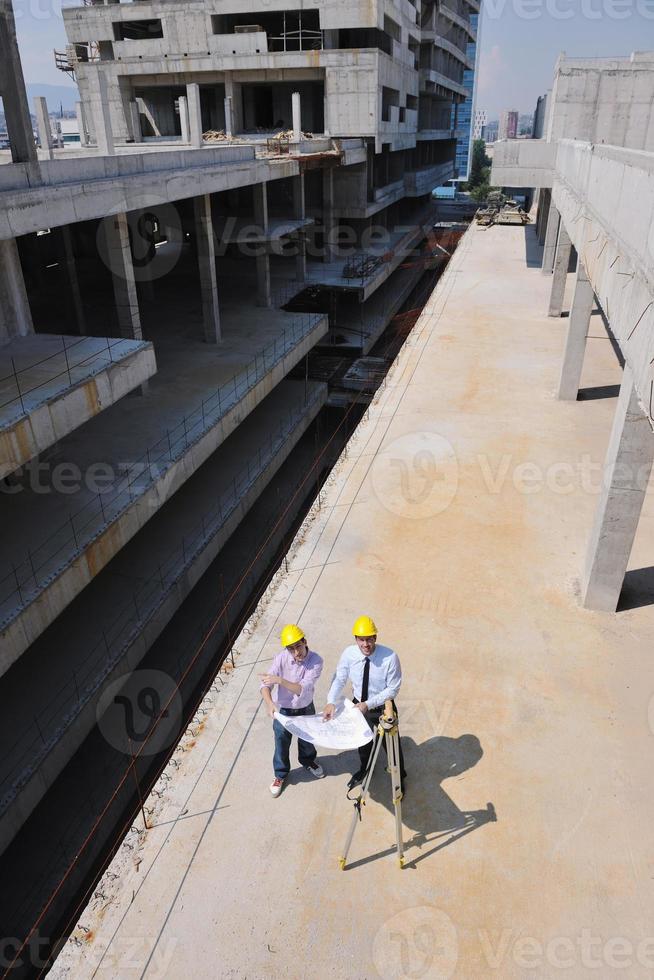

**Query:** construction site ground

left=51, top=221, right=654, bottom=979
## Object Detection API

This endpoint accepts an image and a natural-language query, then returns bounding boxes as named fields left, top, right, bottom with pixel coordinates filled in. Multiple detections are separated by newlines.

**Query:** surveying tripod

left=339, top=700, right=404, bottom=869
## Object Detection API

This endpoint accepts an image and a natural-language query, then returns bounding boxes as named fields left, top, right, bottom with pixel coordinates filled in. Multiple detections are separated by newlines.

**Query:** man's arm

left=322, top=651, right=351, bottom=719
left=366, top=653, right=402, bottom=710
left=260, top=684, right=277, bottom=719
left=286, top=657, right=323, bottom=708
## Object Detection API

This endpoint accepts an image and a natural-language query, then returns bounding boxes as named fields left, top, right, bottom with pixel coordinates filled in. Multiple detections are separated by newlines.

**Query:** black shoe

left=347, top=769, right=366, bottom=789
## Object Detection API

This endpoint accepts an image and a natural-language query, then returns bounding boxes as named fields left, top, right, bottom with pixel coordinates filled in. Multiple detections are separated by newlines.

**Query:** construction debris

left=202, top=129, right=237, bottom=142
left=475, top=191, right=531, bottom=227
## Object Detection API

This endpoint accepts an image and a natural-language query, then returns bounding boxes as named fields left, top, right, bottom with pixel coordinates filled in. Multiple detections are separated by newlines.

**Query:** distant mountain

left=26, top=82, right=79, bottom=113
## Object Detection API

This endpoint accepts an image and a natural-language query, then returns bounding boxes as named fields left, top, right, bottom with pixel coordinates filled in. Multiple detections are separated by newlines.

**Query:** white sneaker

left=270, top=777, right=284, bottom=797
left=305, top=762, right=324, bottom=778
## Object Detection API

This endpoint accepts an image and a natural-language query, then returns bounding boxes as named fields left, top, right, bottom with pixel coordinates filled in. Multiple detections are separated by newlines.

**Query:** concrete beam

left=0, top=0, right=38, bottom=168
left=193, top=194, right=221, bottom=343
left=548, top=221, right=572, bottom=317
left=187, top=82, right=203, bottom=149
left=101, top=212, right=142, bottom=339
left=0, top=237, right=33, bottom=342
left=582, top=365, right=654, bottom=612
left=557, top=261, right=594, bottom=400
left=541, top=199, right=560, bottom=275
left=33, top=97, right=54, bottom=160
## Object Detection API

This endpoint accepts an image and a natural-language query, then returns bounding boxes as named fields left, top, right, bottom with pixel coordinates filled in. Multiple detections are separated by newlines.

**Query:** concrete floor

left=0, top=379, right=325, bottom=836
left=0, top=335, right=149, bottom=427
left=0, top=285, right=325, bottom=632
left=51, top=222, right=654, bottom=979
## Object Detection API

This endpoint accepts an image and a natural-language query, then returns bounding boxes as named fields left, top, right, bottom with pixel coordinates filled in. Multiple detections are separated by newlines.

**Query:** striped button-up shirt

left=260, top=648, right=323, bottom=709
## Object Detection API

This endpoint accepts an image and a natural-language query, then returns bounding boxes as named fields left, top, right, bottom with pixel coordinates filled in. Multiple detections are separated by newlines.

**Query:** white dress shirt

left=327, top=643, right=402, bottom=711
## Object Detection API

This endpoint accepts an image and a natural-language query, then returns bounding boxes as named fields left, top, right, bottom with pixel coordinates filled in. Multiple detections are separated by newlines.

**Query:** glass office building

left=452, top=11, right=480, bottom=180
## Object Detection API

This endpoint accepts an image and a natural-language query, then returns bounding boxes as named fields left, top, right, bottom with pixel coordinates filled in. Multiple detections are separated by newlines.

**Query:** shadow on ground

left=523, top=225, right=543, bottom=268
left=618, top=567, right=654, bottom=610
left=339, top=734, right=496, bottom=869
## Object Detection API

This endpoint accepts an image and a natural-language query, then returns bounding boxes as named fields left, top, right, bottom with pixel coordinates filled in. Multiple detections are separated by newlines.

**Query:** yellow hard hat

left=280, top=623, right=305, bottom=647
left=352, top=615, right=377, bottom=637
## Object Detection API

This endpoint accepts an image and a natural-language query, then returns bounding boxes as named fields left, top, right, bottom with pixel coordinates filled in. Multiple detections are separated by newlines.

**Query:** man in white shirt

left=322, top=615, right=406, bottom=790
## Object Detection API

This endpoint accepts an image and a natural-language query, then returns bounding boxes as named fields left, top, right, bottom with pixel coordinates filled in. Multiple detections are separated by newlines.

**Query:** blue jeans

left=273, top=702, right=317, bottom=779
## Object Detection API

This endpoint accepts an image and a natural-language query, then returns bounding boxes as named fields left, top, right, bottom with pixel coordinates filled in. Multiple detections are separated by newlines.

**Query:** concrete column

left=541, top=199, right=560, bottom=275
left=187, top=82, right=203, bottom=149
left=557, top=261, right=594, bottom=400
left=102, top=212, right=142, bottom=339
left=76, top=101, right=89, bottom=147
left=322, top=166, right=337, bottom=262
left=128, top=100, right=142, bottom=142
left=34, top=97, right=54, bottom=160
left=253, top=182, right=271, bottom=307
left=0, top=0, right=38, bottom=169
left=95, top=71, right=115, bottom=156
left=292, top=91, right=301, bottom=142
left=178, top=96, right=190, bottom=143
left=0, top=237, right=33, bottom=341
left=293, top=173, right=307, bottom=282
left=224, top=75, right=242, bottom=134
left=536, top=189, right=549, bottom=245
left=60, top=226, right=87, bottom=335
left=548, top=221, right=572, bottom=318
left=582, top=366, right=654, bottom=611
left=193, top=194, right=221, bottom=343
left=224, top=96, right=233, bottom=138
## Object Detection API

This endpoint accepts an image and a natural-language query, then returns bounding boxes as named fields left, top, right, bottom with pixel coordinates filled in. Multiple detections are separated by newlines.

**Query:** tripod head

left=380, top=699, right=398, bottom=732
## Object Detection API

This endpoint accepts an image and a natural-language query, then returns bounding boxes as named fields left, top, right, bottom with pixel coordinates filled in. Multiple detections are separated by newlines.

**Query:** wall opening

left=113, top=19, right=164, bottom=41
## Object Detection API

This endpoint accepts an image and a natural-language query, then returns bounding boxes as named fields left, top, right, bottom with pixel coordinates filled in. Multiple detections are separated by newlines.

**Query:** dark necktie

left=361, top=657, right=370, bottom=703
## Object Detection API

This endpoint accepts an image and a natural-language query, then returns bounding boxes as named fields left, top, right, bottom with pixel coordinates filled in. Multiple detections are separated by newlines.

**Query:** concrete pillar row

left=557, top=260, right=594, bottom=400
left=34, top=97, right=54, bottom=160
left=224, top=96, right=233, bottom=138
left=548, top=221, right=572, bottom=317
left=253, top=182, right=272, bottom=307
left=541, top=199, right=560, bottom=275
left=60, top=226, right=87, bottom=336
left=193, top=193, right=221, bottom=343
left=187, top=82, right=203, bottom=148
left=292, top=91, right=302, bottom=142
left=322, top=167, right=337, bottom=263
left=76, top=101, right=89, bottom=147
left=95, top=71, right=115, bottom=156
left=101, top=212, right=142, bottom=340
left=0, top=1, right=39, bottom=170
left=178, top=96, right=190, bottom=143
left=293, top=173, right=307, bottom=283
left=582, top=365, right=654, bottom=611
left=0, top=237, right=34, bottom=342
left=128, top=100, right=142, bottom=142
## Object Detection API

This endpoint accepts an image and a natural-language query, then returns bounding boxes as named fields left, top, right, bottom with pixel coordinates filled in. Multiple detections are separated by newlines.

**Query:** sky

left=8, top=0, right=654, bottom=120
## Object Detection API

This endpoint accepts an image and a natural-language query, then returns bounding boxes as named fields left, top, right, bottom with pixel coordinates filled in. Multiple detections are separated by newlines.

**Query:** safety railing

left=0, top=336, right=143, bottom=426
left=0, top=310, right=325, bottom=629
left=0, top=384, right=324, bottom=815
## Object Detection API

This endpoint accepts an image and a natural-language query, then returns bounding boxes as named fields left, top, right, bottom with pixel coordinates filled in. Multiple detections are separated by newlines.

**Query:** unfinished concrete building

left=492, top=52, right=654, bottom=613
left=0, top=0, right=477, bottom=857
